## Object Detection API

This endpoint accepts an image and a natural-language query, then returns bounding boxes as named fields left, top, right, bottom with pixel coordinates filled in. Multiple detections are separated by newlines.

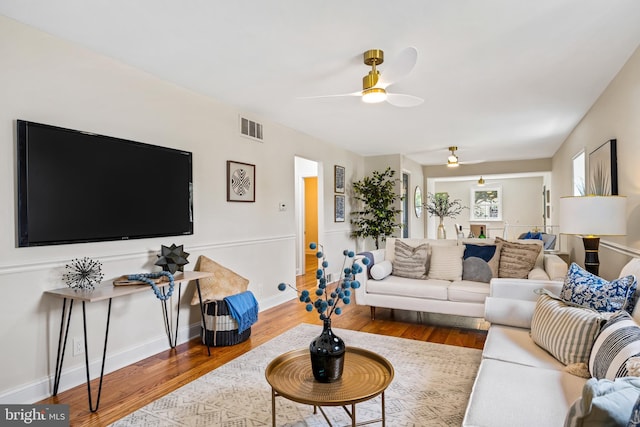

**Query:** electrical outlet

left=73, top=336, right=84, bottom=356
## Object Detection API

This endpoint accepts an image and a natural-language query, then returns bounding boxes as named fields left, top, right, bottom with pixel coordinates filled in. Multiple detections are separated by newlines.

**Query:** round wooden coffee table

left=265, top=347, right=394, bottom=426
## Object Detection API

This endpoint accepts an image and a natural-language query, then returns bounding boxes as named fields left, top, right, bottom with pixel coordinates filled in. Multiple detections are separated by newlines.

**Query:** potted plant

left=350, top=167, right=403, bottom=249
left=424, top=192, right=467, bottom=239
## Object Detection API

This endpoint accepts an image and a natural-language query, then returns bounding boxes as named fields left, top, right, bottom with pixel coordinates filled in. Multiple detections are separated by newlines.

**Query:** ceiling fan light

left=362, top=87, right=387, bottom=104
left=447, top=158, right=459, bottom=167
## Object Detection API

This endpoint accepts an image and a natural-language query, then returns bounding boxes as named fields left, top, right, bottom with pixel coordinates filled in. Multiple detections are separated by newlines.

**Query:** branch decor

left=424, top=192, right=468, bottom=239
left=278, top=242, right=369, bottom=382
left=424, top=192, right=467, bottom=219
left=278, top=243, right=367, bottom=320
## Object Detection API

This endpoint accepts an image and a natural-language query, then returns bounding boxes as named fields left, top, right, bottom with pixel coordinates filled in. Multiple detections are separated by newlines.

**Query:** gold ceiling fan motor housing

left=362, top=49, right=386, bottom=99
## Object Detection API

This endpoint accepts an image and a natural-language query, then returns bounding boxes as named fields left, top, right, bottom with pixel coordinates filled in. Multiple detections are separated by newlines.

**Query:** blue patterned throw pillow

left=560, top=263, right=637, bottom=313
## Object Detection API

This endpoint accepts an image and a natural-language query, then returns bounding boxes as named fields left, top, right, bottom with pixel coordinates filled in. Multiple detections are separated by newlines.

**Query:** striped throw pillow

left=531, top=294, right=603, bottom=365
left=392, top=240, right=429, bottom=279
left=495, top=237, right=542, bottom=278
left=589, top=311, right=640, bottom=379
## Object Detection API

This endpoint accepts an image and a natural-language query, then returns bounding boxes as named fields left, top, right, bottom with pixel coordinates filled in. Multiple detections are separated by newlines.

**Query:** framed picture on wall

left=334, top=194, right=345, bottom=222
left=589, top=139, right=618, bottom=195
left=470, top=186, right=502, bottom=221
left=334, top=165, right=345, bottom=193
left=226, top=160, right=255, bottom=202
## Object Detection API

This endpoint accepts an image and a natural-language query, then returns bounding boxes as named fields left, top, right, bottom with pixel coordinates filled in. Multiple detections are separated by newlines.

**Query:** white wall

left=551, top=45, right=640, bottom=279
left=0, top=16, right=362, bottom=402
left=401, top=155, right=426, bottom=238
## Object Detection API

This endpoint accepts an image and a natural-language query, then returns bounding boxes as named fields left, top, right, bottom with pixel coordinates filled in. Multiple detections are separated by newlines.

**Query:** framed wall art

left=334, top=165, right=345, bottom=193
left=226, top=161, right=255, bottom=202
left=470, top=186, right=502, bottom=221
left=334, top=194, right=345, bottom=222
left=589, top=139, right=618, bottom=195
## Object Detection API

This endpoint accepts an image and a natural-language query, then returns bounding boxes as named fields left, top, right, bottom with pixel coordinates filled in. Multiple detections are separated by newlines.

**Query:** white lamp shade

left=559, top=196, right=627, bottom=236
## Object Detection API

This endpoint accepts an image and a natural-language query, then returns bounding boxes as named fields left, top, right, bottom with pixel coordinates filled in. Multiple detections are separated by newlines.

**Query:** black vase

left=309, top=318, right=345, bottom=382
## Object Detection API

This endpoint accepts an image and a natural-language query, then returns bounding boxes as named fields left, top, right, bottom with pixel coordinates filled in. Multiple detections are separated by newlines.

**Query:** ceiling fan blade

left=298, top=91, right=361, bottom=100
left=377, top=46, right=418, bottom=89
left=386, top=93, right=424, bottom=107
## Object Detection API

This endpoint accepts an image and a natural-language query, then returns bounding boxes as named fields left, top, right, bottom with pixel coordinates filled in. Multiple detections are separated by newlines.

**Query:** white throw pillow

left=370, top=260, right=393, bottom=280
left=428, top=245, right=465, bottom=281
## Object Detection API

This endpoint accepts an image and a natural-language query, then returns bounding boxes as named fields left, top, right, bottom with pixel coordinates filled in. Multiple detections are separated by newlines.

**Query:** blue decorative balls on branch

left=277, top=242, right=368, bottom=321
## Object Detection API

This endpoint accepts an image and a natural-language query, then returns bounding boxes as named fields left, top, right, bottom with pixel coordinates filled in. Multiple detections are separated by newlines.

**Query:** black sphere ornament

left=155, top=244, right=190, bottom=274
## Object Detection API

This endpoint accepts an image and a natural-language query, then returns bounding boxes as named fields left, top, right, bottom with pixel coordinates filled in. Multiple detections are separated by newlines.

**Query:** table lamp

left=559, top=195, right=626, bottom=275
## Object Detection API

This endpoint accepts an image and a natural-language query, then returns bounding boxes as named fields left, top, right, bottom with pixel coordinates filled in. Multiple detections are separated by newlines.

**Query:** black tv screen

left=17, top=120, right=193, bottom=247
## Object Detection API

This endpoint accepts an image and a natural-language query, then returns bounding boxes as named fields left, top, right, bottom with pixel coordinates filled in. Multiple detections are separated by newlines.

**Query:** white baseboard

left=0, top=322, right=202, bottom=404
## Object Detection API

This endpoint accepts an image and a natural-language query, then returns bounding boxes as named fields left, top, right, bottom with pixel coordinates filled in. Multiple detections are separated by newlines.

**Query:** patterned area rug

left=112, top=324, right=482, bottom=426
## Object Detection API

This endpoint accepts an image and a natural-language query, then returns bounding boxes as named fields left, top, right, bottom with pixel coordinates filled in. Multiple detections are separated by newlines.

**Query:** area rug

left=111, top=324, right=482, bottom=426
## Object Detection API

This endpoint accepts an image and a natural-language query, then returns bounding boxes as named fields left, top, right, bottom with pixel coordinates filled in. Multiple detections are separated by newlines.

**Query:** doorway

left=304, top=177, right=318, bottom=277
left=295, top=157, right=321, bottom=277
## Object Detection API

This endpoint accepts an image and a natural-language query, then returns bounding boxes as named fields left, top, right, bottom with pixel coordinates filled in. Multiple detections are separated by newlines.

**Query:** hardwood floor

left=38, top=267, right=487, bottom=426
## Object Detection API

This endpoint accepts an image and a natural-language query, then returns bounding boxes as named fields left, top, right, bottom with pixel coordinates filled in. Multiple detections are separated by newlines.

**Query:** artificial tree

left=350, top=167, right=402, bottom=249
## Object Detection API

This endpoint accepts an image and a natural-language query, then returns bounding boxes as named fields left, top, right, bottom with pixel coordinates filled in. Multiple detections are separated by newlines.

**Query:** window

left=573, top=151, right=586, bottom=196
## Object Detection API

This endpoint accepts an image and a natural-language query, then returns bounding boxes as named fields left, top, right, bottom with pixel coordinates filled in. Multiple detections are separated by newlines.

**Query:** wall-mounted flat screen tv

left=17, top=120, right=193, bottom=247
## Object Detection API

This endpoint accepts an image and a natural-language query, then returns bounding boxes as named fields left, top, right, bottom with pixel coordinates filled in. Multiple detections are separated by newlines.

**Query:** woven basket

left=201, top=299, right=251, bottom=347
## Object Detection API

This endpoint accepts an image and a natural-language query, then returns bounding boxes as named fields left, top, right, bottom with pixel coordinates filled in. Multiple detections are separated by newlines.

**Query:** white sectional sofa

left=463, top=259, right=640, bottom=426
left=353, top=237, right=568, bottom=319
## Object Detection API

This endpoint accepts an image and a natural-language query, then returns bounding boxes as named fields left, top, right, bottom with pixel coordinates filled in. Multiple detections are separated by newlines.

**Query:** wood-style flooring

left=38, top=258, right=487, bottom=426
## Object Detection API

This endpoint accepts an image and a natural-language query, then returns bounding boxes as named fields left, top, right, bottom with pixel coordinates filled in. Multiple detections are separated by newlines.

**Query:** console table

left=44, top=271, right=213, bottom=412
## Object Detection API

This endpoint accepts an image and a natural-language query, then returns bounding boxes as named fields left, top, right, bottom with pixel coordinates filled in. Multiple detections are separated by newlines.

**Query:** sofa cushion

left=482, top=324, right=566, bottom=371
left=428, top=244, right=465, bottom=281
left=561, top=262, right=637, bottom=313
left=370, top=259, right=393, bottom=280
left=530, top=294, right=603, bottom=365
left=392, top=240, right=429, bottom=279
left=565, top=377, right=640, bottom=427
left=463, top=242, right=501, bottom=277
left=496, top=237, right=542, bottom=279
left=462, top=257, right=493, bottom=283
left=366, top=276, right=449, bottom=300
left=462, top=358, right=585, bottom=427
left=590, top=311, right=640, bottom=380
left=448, top=280, right=490, bottom=303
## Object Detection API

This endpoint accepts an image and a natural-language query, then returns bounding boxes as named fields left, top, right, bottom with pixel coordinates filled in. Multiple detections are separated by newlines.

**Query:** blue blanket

left=224, top=291, right=259, bottom=334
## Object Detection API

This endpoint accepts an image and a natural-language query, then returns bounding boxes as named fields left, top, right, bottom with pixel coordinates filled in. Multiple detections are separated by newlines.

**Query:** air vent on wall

left=240, top=116, right=263, bottom=142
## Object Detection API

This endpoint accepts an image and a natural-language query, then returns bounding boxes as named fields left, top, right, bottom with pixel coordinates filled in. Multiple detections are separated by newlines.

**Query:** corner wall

left=0, top=16, right=362, bottom=402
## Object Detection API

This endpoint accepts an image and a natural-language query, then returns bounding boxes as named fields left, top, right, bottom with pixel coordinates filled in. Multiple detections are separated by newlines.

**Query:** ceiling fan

left=301, top=47, right=424, bottom=107
left=409, top=146, right=486, bottom=166
left=447, top=146, right=460, bottom=167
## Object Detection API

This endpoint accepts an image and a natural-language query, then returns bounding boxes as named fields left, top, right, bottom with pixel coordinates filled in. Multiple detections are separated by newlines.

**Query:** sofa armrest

left=490, top=278, right=563, bottom=301
left=353, top=249, right=386, bottom=305
left=543, top=253, right=568, bottom=281
left=528, top=267, right=549, bottom=280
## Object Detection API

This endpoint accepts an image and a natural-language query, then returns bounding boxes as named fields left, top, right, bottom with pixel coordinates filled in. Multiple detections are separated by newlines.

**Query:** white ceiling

left=2, top=0, right=640, bottom=166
